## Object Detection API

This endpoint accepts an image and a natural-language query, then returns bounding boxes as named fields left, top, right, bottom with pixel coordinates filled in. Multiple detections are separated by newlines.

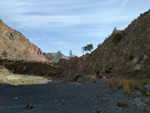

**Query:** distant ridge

left=44, top=52, right=69, bottom=62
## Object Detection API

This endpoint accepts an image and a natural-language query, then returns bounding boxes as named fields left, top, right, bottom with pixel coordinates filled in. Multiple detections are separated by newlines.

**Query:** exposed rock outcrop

left=0, top=59, right=61, bottom=76
left=0, top=20, right=47, bottom=62
left=0, top=20, right=61, bottom=76
left=58, top=9, right=150, bottom=78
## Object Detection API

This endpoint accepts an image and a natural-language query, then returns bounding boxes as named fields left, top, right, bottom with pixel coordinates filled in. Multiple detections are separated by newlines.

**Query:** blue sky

left=0, top=0, right=150, bottom=56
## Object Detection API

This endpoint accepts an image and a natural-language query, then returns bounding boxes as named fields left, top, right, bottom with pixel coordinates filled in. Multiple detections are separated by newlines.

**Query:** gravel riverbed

left=0, top=78, right=149, bottom=113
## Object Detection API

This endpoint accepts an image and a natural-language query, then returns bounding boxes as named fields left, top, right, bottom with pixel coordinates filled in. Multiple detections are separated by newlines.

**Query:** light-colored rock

left=133, top=64, right=142, bottom=70
left=134, top=98, right=146, bottom=107
left=132, top=58, right=138, bottom=63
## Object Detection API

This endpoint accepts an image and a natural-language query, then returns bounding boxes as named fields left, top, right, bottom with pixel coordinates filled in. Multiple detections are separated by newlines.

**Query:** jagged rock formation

left=58, top=9, right=150, bottom=78
left=0, top=20, right=47, bottom=62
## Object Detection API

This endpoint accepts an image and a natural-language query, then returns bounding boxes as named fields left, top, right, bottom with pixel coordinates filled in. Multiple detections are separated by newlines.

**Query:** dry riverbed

left=0, top=66, right=150, bottom=113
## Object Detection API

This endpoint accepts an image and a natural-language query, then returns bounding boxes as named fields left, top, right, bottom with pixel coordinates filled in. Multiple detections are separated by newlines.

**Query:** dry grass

left=0, top=74, right=51, bottom=85
left=102, top=76, right=107, bottom=79
left=136, top=78, right=150, bottom=85
left=103, top=77, right=143, bottom=96
left=91, top=77, right=97, bottom=83
left=124, top=84, right=130, bottom=97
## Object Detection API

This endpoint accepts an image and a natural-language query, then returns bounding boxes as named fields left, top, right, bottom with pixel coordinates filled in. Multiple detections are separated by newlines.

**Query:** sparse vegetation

left=69, top=50, right=75, bottom=58
left=104, top=77, right=143, bottom=96
left=56, top=50, right=63, bottom=61
left=112, top=27, right=122, bottom=44
left=82, top=44, right=93, bottom=54
left=2, top=50, right=7, bottom=57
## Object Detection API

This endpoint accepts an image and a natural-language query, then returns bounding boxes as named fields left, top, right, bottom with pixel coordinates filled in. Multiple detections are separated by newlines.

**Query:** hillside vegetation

left=58, top=9, right=150, bottom=78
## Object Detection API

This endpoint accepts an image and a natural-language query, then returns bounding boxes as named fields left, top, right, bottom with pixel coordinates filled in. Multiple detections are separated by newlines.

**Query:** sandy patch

left=0, top=74, right=51, bottom=85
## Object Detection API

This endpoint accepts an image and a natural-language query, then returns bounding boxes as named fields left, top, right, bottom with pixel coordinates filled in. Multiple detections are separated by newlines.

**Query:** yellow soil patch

left=0, top=74, right=51, bottom=85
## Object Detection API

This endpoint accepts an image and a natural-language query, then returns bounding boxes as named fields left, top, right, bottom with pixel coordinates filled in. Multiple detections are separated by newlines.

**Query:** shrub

left=2, top=50, right=7, bottom=57
left=104, top=77, right=142, bottom=97
left=112, top=30, right=122, bottom=44
left=124, top=84, right=130, bottom=97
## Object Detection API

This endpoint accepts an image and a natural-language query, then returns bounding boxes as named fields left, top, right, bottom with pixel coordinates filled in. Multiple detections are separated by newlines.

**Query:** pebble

left=25, top=104, right=33, bottom=109
left=13, top=97, right=18, bottom=100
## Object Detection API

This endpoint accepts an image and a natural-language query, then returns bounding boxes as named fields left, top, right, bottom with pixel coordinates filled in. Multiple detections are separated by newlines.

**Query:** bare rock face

left=0, top=20, right=47, bottom=62
left=58, top=9, right=150, bottom=78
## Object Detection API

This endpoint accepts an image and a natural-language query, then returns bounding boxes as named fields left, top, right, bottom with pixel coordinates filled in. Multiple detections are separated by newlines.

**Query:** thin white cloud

left=54, top=41, right=70, bottom=49
left=0, top=0, right=132, bottom=30
left=119, top=0, right=128, bottom=10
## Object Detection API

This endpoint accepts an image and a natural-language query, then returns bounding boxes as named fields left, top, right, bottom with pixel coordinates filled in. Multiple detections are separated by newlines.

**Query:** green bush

left=112, top=30, right=122, bottom=44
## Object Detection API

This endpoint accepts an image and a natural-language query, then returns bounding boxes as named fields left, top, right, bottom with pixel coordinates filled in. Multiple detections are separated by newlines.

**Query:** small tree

left=56, top=50, right=62, bottom=61
left=69, top=50, right=76, bottom=58
left=113, top=27, right=117, bottom=33
left=112, top=27, right=122, bottom=44
left=82, top=44, right=93, bottom=54
left=87, top=44, right=93, bottom=52
left=69, top=50, right=73, bottom=58
left=82, top=46, right=87, bottom=55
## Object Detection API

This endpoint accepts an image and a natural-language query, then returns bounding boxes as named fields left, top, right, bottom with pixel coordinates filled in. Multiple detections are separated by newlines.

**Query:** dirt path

left=0, top=78, right=149, bottom=113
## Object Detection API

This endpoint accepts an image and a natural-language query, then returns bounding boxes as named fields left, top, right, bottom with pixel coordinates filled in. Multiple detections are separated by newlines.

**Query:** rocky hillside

left=58, top=9, right=150, bottom=78
left=0, top=20, right=47, bottom=62
left=0, top=20, right=61, bottom=76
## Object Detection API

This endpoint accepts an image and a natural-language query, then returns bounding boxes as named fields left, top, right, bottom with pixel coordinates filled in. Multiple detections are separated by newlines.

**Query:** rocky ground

left=0, top=77, right=150, bottom=113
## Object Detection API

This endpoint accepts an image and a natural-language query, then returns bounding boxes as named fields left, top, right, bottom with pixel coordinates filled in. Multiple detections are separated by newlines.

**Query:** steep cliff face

left=0, top=20, right=47, bottom=62
left=58, top=9, right=150, bottom=78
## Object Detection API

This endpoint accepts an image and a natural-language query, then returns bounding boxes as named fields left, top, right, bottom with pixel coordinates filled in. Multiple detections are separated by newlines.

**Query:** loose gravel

left=0, top=78, right=149, bottom=113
